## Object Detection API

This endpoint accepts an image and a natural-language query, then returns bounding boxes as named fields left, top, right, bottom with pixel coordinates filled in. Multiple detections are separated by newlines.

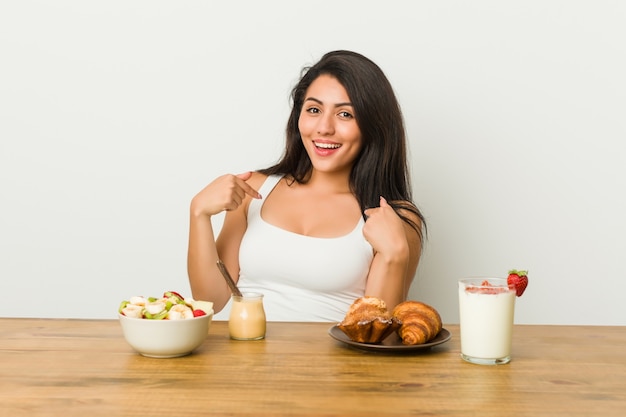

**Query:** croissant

left=337, top=296, right=401, bottom=343
left=392, top=301, right=442, bottom=345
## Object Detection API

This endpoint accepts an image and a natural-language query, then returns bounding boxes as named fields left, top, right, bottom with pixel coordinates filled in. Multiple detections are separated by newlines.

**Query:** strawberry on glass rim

left=507, top=270, right=529, bottom=297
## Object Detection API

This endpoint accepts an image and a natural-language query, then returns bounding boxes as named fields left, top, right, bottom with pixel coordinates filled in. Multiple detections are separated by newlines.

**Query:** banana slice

left=167, top=303, right=194, bottom=320
left=121, top=304, right=143, bottom=318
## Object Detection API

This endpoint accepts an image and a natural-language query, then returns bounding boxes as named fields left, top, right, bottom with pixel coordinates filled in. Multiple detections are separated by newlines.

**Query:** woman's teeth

left=314, top=142, right=341, bottom=149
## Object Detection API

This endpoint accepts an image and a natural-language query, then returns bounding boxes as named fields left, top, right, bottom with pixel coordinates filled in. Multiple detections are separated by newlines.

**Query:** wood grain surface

left=0, top=319, right=624, bottom=416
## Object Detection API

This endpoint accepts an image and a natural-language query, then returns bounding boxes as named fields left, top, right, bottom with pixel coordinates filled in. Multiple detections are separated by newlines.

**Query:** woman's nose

left=316, top=114, right=335, bottom=135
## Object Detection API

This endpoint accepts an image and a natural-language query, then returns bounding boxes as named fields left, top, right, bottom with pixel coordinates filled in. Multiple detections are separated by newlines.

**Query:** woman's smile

left=313, top=141, right=341, bottom=149
left=313, top=140, right=342, bottom=156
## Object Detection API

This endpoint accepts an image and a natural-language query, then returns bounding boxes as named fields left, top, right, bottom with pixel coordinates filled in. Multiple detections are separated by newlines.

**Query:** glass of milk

left=458, top=278, right=516, bottom=365
left=228, top=292, right=266, bottom=341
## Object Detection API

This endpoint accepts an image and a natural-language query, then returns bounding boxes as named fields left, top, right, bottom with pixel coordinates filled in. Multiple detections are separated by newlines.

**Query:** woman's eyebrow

left=304, top=97, right=353, bottom=107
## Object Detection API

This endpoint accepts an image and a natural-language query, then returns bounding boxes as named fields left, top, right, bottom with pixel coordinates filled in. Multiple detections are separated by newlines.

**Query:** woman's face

left=298, top=74, right=363, bottom=176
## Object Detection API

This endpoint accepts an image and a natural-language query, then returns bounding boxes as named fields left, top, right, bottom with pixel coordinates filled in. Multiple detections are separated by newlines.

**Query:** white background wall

left=1, top=1, right=625, bottom=325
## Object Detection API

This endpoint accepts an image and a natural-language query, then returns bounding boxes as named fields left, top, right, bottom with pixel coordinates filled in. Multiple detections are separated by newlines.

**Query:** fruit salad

left=118, top=290, right=214, bottom=320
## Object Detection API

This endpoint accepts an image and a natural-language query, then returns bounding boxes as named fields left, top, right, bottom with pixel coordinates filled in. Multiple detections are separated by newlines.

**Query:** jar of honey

left=228, top=292, right=266, bottom=340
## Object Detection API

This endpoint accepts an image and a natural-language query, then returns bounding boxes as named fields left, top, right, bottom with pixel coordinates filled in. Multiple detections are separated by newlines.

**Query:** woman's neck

left=305, top=169, right=352, bottom=194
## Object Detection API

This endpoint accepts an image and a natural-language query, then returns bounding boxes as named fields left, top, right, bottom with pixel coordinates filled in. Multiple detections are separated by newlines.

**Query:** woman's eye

left=305, top=107, right=320, bottom=114
left=338, top=111, right=353, bottom=119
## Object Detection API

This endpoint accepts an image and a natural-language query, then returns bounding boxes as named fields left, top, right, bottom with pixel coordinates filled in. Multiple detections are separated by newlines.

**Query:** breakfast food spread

left=337, top=296, right=442, bottom=345
left=118, top=290, right=213, bottom=320
left=337, top=296, right=401, bottom=343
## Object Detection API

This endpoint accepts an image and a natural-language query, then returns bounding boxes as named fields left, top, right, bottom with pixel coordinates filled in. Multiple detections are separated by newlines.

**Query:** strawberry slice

left=507, top=269, right=529, bottom=297
left=193, top=309, right=207, bottom=317
left=163, top=291, right=185, bottom=302
left=465, top=280, right=508, bottom=294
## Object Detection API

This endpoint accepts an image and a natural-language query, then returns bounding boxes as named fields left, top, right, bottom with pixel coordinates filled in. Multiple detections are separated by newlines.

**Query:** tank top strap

left=248, top=174, right=283, bottom=218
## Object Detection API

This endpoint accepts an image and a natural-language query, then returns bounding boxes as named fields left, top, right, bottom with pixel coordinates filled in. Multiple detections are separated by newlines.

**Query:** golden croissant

left=392, top=301, right=442, bottom=345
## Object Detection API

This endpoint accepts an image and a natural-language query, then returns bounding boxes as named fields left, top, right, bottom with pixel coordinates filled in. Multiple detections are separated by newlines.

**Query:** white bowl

left=118, top=312, right=213, bottom=358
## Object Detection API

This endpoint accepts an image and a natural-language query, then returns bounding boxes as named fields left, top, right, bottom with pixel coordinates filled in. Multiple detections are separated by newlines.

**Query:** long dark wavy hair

left=259, top=50, right=426, bottom=242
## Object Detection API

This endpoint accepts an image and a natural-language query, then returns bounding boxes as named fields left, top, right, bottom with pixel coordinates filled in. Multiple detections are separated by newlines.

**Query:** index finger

left=236, top=172, right=262, bottom=199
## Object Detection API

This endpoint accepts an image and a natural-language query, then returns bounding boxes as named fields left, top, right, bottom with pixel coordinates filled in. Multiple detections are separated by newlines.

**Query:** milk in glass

left=458, top=278, right=516, bottom=365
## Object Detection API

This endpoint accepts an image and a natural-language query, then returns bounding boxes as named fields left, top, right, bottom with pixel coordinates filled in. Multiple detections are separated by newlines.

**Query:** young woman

left=187, top=50, right=426, bottom=321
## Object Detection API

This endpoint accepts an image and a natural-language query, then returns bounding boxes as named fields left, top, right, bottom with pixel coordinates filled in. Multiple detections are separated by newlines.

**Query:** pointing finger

left=236, top=171, right=262, bottom=199
left=236, top=171, right=253, bottom=181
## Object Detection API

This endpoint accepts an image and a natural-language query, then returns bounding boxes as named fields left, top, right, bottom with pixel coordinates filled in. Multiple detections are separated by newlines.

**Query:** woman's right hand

left=190, top=172, right=262, bottom=217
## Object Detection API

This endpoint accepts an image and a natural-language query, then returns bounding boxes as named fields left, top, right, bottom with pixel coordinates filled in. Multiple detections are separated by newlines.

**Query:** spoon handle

left=216, top=260, right=243, bottom=297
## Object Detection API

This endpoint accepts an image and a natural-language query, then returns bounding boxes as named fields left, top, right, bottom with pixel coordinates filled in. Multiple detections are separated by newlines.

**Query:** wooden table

left=0, top=319, right=624, bottom=416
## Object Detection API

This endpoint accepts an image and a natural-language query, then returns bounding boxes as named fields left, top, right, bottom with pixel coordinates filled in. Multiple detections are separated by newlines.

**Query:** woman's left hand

left=362, top=196, right=410, bottom=262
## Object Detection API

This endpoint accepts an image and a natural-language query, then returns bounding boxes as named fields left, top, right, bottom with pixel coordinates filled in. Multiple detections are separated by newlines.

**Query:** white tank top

left=213, top=174, right=373, bottom=322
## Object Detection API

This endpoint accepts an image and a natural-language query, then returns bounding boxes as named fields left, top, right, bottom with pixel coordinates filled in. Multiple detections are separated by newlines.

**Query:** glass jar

left=228, top=292, right=266, bottom=340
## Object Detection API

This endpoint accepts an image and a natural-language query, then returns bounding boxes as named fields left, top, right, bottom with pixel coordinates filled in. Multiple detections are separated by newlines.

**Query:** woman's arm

left=362, top=197, right=422, bottom=310
left=187, top=172, right=261, bottom=312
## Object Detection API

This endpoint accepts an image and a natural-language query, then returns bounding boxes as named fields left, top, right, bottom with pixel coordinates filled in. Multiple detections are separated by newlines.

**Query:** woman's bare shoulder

left=394, top=200, right=424, bottom=240
left=247, top=171, right=269, bottom=191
